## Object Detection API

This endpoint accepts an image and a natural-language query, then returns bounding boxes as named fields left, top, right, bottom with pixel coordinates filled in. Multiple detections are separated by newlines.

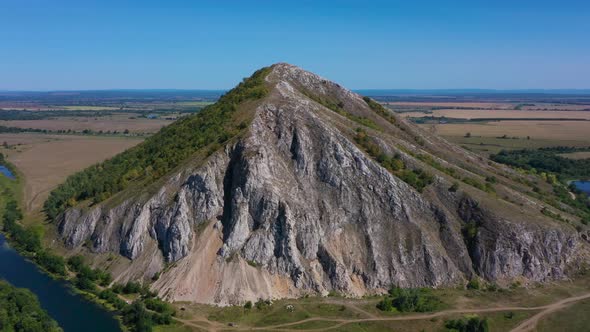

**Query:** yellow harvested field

left=423, top=120, right=590, bottom=143
left=1, top=133, right=142, bottom=212
left=385, top=101, right=514, bottom=109
left=0, top=114, right=172, bottom=133
left=0, top=133, right=57, bottom=147
left=386, top=101, right=590, bottom=112
left=402, top=109, right=590, bottom=119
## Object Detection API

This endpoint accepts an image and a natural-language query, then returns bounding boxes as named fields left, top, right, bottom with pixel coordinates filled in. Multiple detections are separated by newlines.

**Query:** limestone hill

left=51, top=63, right=590, bottom=305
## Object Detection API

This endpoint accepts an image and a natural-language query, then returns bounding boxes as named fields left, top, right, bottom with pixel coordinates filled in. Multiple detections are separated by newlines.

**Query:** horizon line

left=2, top=88, right=590, bottom=94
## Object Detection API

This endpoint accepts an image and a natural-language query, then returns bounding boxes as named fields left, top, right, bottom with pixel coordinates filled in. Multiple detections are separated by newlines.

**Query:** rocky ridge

left=57, top=63, right=589, bottom=305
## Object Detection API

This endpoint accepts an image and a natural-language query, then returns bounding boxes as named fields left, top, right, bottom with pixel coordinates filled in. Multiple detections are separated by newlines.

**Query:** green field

left=536, top=299, right=590, bottom=332
left=173, top=101, right=214, bottom=107
left=164, top=275, right=590, bottom=331
left=0, top=164, right=22, bottom=218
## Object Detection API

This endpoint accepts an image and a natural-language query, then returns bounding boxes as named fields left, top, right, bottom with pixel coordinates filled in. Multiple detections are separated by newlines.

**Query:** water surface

left=0, top=234, right=122, bottom=332
left=573, top=181, right=590, bottom=195
left=0, top=165, right=15, bottom=179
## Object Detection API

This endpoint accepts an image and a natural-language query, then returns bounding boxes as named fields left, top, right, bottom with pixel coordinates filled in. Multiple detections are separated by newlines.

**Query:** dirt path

left=174, top=316, right=224, bottom=332
left=323, top=298, right=377, bottom=318
left=209, top=292, right=590, bottom=332
left=510, top=292, right=590, bottom=332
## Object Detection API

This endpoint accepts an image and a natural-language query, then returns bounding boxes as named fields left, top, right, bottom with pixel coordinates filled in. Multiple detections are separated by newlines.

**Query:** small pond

left=572, top=181, right=590, bottom=195
left=0, top=165, right=15, bottom=179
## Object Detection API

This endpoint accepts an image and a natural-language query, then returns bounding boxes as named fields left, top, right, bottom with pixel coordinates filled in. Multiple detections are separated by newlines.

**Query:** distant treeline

left=0, top=109, right=199, bottom=121
left=490, top=147, right=590, bottom=180
left=364, top=93, right=590, bottom=104
left=0, top=110, right=113, bottom=120
left=0, top=89, right=223, bottom=103
left=0, top=125, right=145, bottom=137
left=411, top=116, right=590, bottom=124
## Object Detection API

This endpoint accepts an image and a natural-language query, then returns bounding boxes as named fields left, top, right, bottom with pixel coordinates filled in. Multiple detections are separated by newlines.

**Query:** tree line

left=66, top=254, right=175, bottom=332
left=0, top=110, right=112, bottom=121
left=0, top=125, right=140, bottom=137
left=0, top=280, right=62, bottom=332
left=2, top=198, right=68, bottom=276
left=490, top=147, right=590, bottom=180
left=44, top=66, right=272, bottom=221
left=491, top=147, right=590, bottom=224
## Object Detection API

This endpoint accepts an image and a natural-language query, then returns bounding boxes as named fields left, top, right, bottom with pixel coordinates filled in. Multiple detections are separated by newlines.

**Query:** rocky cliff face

left=57, top=63, right=589, bottom=305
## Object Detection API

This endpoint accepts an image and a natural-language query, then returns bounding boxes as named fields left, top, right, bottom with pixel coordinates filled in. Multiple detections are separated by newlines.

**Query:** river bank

left=0, top=159, right=177, bottom=332
left=0, top=159, right=122, bottom=332
left=0, top=234, right=122, bottom=332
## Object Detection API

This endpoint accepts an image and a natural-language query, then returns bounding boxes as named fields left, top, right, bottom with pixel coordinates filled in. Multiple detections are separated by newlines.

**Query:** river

left=573, top=180, right=590, bottom=195
left=0, top=234, right=122, bottom=332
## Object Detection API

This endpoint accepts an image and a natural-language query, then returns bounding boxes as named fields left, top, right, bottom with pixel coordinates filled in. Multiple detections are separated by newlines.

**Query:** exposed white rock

left=57, top=63, right=588, bottom=305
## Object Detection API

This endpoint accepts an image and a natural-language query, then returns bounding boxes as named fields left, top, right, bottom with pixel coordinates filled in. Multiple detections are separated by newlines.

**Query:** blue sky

left=1, top=0, right=589, bottom=90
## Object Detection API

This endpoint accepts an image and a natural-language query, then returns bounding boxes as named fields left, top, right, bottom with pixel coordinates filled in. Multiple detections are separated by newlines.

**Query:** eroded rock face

left=58, top=155, right=227, bottom=267
left=58, top=63, right=588, bottom=305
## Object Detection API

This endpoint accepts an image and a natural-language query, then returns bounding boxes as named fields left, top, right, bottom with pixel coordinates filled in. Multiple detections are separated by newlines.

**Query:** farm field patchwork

left=422, top=120, right=590, bottom=141
left=385, top=99, right=590, bottom=156
left=0, top=114, right=173, bottom=133
left=385, top=101, right=590, bottom=112
left=385, top=101, right=516, bottom=109
left=402, top=109, right=590, bottom=120
left=418, top=120, right=590, bottom=155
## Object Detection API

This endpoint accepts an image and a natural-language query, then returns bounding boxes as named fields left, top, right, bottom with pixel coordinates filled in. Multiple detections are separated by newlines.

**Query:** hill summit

left=52, top=63, right=589, bottom=305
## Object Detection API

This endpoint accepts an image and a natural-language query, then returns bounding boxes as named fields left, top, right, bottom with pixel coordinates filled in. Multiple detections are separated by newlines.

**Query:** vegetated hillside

left=490, top=147, right=590, bottom=225
left=44, top=67, right=271, bottom=221
left=50, top=63, right=590, bottom=305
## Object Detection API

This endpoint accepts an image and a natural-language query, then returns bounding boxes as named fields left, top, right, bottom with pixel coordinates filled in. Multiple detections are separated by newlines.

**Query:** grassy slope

left=537, top=299, right=590, bottom=331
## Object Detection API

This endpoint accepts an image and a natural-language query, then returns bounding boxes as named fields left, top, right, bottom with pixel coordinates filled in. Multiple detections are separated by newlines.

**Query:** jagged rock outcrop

left=57, top=63, right=590, bottom=305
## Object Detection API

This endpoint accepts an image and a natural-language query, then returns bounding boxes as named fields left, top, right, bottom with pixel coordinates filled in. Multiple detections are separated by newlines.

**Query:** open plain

left=0, top=114, right=172, bottom=133
left=0, top=133, right=143, bottom=212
